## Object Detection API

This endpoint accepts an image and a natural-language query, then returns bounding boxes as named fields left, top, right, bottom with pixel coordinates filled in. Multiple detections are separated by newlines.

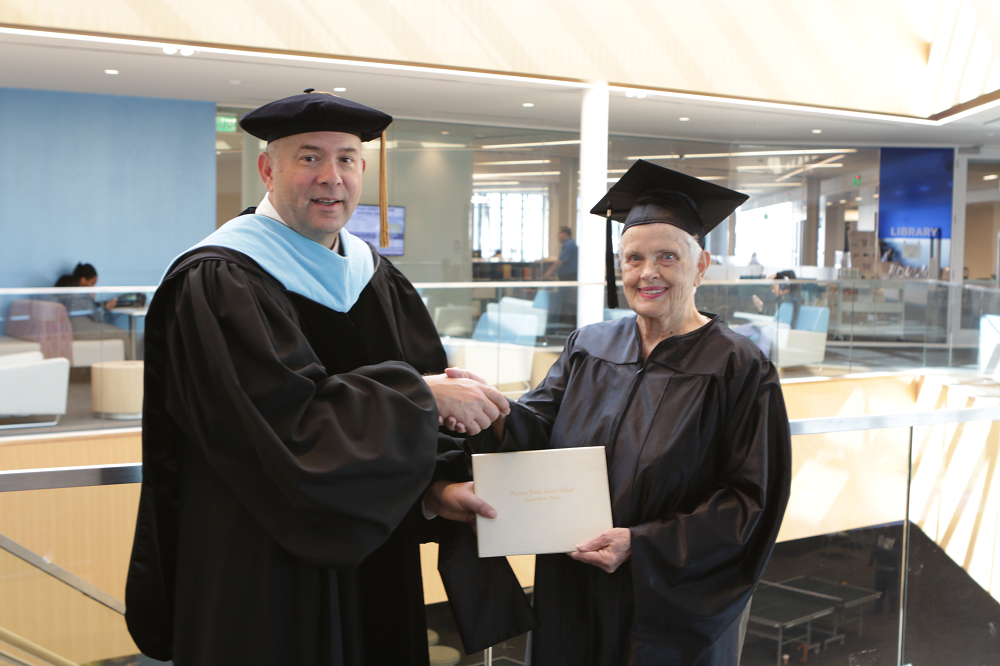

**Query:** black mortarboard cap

left=591, top=160, right=748, bottom=308
left=239, top=89, right=392, bottom=143
left=240, top=90, right=394, bottom=247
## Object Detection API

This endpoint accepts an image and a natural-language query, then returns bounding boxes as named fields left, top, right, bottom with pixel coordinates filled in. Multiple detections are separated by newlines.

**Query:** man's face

left=258, top=131, right=366, bottom=247
left=558, top=231, right=570, bottom=244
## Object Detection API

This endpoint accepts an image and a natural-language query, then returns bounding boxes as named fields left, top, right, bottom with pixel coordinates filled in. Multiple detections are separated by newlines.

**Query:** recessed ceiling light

left=839, top=199, right=847, bottom=204
left=826, top=201, right=832, bottom=206
left=472, top=171, right=560, bottom=178
left=984, top=174, right=999, bottom=180
left=636, top=92, right=647, bottom=99
left=679, top=117, right=690, bottom=122
left=229, top=80, right=241, bottom=85
left=179, top=47, right=195, bottom=56
left=625, top=91, right=636, bottom=98
left=874, top=193, right=879, bottom=198
left=104, top=69, right=119, bottom=75
left=812, top=129, right=823, bottom=134
left=522, top=102, right=535, bottom=107
left=162, top=46, right=177, bottom=55
left=477, top=159, right=551, bottom=165
left=441, top=131, right=450, bottom=135
left=626, top=148, right=856, bottom=160
left=481, top=140, right=580, bottom=149
left=855, top=196, right=863, bottom=201
left=334, top=87, right=346, bottom=92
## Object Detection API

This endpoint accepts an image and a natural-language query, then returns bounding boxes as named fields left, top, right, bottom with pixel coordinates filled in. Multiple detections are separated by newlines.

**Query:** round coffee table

left=91, top=360, right=144, bottom=419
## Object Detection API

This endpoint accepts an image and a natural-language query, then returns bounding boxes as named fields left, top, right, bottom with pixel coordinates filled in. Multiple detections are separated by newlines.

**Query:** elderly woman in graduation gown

left=430, top=161, right=792, bottom=666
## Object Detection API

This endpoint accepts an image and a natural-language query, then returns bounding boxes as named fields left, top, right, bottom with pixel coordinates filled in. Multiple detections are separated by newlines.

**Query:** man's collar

left=256, top=193, right=287, bottom=227
left=256, top=194, right=341, bottom=252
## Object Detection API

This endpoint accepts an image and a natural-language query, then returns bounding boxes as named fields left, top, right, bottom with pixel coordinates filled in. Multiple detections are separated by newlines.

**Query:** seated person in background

left=59, top=262, right=132, bottom=359
left=73, top=262, right=117, bottom=310
left=737, top=269, right=800, bottom=357
left=751, top=269, right=800, bottom=327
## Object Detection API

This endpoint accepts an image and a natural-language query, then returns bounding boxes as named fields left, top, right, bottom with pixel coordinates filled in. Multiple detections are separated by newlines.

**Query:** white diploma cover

left=472, top=447, right=614, bottom=558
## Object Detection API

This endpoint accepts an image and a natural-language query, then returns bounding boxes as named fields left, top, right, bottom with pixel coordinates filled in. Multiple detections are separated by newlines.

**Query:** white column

left=951, top=150, right=968, bottom=285
left=242, top=132, right=268, bottom=210
left=947, top=150, right=968, bottom=347
left=576, top=84, right=610, bottom=327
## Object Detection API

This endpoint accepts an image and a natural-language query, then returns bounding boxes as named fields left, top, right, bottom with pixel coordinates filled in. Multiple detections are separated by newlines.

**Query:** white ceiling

left=6, top=27, right=1000, bottom=151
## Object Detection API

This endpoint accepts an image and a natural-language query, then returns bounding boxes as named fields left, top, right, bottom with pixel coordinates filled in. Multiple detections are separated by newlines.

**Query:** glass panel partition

left=7, top=279, right=1000, bottom=435
left=0, top=546, right=134, bottom=665
left=743, top=424, right=912, bottom=666
left=0, top=288, right=151, bottom=433
left=4, top=409, right=1000, bottom=665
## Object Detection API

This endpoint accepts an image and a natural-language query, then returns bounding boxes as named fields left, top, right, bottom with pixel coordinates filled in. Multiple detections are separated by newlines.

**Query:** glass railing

left=0, top=464, right=139, bottom=665
left=0, top=286, right=152, bottom=434
left=7, top=279, right=1000, bottom=433
left=4, top=279, right=1000, bottom=663
left=3, top=407, right=999, bottom=665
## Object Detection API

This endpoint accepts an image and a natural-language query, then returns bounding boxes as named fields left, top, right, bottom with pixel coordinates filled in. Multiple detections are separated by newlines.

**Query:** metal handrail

left=0, top=286, right=154, bottom=295
left=0, top=463, right=141, bottom=493
left=787, top=406, right=1000, bottom=435
left=2, top=407, right=1000, bottom=494
left=1, top=277, right=987, bottom=294
left=0, top=534, right=124, bottom=615
left=0, top=626, right=78, bottom=666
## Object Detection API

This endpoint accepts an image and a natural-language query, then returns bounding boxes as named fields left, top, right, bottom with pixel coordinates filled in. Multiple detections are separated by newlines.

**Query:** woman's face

left=619, top=222, right=709, bottom=322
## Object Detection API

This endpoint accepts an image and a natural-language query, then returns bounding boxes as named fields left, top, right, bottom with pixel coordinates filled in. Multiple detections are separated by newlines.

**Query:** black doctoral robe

left=125, top=243, right=450, bottom=666
left=489, top=314, right=792, bottom=666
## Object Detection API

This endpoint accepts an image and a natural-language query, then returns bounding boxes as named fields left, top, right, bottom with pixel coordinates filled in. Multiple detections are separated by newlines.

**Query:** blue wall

left=0, top=88, right=216, bottom=287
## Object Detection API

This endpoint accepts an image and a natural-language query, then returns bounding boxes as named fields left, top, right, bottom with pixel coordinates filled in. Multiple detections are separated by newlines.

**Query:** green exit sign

left=216, top=116, right=238, bottom=133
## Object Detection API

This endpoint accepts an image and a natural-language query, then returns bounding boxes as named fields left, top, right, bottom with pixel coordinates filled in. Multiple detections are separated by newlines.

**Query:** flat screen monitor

left=345, top=204, right=405, bottom=256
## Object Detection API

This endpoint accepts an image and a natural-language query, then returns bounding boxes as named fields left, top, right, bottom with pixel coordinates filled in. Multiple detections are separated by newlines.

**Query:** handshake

left=424, top=367, right=510, bottom=435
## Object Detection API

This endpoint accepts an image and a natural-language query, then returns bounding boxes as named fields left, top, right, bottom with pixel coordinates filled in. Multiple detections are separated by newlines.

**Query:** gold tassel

left=379, top=131, right=389, bottom=248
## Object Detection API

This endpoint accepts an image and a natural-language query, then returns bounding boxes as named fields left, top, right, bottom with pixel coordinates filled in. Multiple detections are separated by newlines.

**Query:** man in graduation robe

left=125, top=91, right=508, bottom=665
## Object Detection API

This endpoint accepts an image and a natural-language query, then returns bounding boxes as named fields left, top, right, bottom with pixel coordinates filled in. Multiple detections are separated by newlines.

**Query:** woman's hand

left=569, top=528, right=631, bottom=573
left=752, top=294, right=764, bottom=312
left=423, top=480, right=496, bottom=523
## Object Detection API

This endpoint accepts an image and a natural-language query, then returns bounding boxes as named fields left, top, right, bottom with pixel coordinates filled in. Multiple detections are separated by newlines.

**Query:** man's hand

left=568, top=528, right=631, bottom=573
left=423, top=480, right=496, bottom=523
left=424, top=372, right=510, bottom=435
left=442, top=367, right=508, bottom=438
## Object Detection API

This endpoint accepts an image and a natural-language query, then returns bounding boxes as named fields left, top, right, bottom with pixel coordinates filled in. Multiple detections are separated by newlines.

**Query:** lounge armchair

left=0, top=351, right=70, bottom=429
left=440, top=311, right=541, bottom=391
left=4, top=299, right=125, bottom=367
left=772, top=304, right=830, bottom=368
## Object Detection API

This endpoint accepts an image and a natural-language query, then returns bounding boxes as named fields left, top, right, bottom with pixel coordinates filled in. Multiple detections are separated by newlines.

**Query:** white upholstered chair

left=0, top=351, right=70, bottom=429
